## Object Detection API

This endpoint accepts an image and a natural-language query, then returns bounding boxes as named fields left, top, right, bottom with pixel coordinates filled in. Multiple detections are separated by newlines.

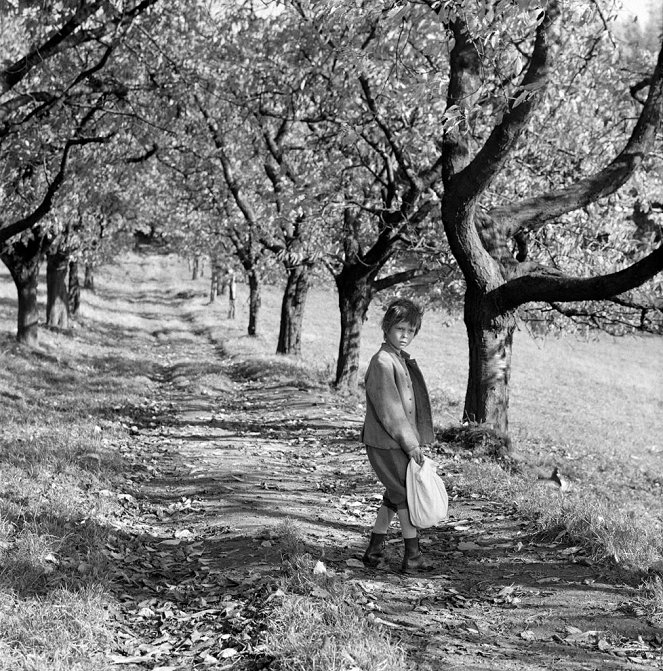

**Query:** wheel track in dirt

left=111, top=287, right=663, bottom=671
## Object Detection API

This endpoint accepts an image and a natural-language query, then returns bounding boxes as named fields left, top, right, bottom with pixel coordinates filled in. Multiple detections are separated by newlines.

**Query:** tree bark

left=462, top=286, right=516, bottom=434
left=247, top=269, right=261, bottom=336
left=209, top=264, right=218, bottom=302
left=83, top=263, right=95, bottom=291
left=334, top=270, right=373, bottom=389
left=46, top=251, right=69, bottom=329
left=191, top=255, right=200, bottom=280
left=68, top=260, right=80, bottom=316
left=277, top=263, right=311, bottom=356
left=1, top=240, right=42, bottom=346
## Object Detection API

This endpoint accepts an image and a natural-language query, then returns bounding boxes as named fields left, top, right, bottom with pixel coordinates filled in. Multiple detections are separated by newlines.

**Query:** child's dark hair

left=381, top=298, right=424, bottom=335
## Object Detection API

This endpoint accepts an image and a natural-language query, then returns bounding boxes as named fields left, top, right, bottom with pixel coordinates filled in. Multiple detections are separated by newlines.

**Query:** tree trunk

left=462, top=286, right=517, bottom=437
left=84, top=263, right=95, bottom=291
left=68, top=260, right=80, bottom=316
left=191, top=255, right=200, bottom=280
left=276, top=263, right=311, bottom=356
left=46, top=252, right=69, bottom=329
left=247, top=270, right=260, bottom=336
left=209, top=264, right=218, bottom=302
left=1, top=243, right=42, bottom=346
left=334, top=271, right=373, bottom=389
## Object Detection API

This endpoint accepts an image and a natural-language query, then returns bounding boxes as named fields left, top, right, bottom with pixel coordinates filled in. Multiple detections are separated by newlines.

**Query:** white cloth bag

left=406, top=457, right=448, bottom=528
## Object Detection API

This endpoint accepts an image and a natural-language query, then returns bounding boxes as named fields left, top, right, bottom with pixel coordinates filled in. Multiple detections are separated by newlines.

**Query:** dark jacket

left=361, top=342, right=434, bottom=452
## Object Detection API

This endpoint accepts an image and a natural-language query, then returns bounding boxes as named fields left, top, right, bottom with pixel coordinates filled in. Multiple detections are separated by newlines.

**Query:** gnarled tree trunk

left=84, top=263, right=95, bottom=291
left=334, top=270, right=374, bottom=389
left=1, top=239, right=43, bottom=346
left=209, top=264, right=218, bottom=302
left=46, top=251, right=69, bottom=329
left=463, top=286, right=516, bottom=435
left=247, top=269, right=261, bottom=336
left=277, top=263, right=311, bottom=356
left=68, top=260, right=80, bottom=316
left=191, top=255, right=201, bottom=280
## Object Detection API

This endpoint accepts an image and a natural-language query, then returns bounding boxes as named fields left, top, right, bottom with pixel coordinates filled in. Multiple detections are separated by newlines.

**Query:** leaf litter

left=100, top=329, right=663, bottom=670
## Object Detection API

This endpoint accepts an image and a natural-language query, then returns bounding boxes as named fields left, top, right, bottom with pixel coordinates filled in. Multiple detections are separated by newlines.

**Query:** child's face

left=384, top=320, right=416, bottom=352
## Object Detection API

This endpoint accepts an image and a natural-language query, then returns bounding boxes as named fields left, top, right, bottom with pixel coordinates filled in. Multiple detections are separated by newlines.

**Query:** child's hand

left=408, top=446, right=425, bottom=466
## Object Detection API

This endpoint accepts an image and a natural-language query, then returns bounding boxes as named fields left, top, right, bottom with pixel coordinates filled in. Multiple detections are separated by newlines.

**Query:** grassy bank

left=0, top=255, right=177, bottom=668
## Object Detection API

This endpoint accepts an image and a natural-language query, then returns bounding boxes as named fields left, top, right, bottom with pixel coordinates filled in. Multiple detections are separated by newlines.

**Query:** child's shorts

left=365, top=445, right=409, bottom=510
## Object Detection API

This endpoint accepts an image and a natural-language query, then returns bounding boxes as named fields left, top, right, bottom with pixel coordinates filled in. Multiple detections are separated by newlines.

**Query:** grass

left=0, top=253, right=184, bottom=669
left=0, top=250, right=661, bottom=666
left=262, top=519, right=409, bottom=671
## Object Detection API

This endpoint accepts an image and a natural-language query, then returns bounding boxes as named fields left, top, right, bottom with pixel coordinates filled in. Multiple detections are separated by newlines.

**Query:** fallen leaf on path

left=457, top=542, right=481, bottom=551
left=559, top=546, right=581, bottom=556
left=110, top=654, right=147, bottom=664
left=346, top=558, right=364, bottom=568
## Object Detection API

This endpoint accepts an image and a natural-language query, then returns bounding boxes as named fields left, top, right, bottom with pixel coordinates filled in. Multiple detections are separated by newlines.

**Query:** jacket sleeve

left=365, top=356, right=419, bottom=452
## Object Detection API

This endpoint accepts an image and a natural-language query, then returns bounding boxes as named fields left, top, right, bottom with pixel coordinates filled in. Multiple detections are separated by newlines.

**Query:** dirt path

left=107, top=287, right=663, bottom=671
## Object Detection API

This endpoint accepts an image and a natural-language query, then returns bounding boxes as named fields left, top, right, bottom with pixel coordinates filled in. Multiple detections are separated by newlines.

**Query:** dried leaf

left=219, top=648, right=238, bottom=658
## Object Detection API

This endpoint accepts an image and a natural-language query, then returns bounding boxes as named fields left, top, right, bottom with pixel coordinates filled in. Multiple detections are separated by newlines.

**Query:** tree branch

left=374, top=267, right=428, bottom=293
left=359, top=74, right=418, bottom=191
left=492, top=244, right=663, bottom=311
left=0, top=0, right=158, bottom=95
left=451, top=0, right=560, bottom=201
left=0, top=133, right=109, bottom=245
left=494, top=38, right=663, bottom=236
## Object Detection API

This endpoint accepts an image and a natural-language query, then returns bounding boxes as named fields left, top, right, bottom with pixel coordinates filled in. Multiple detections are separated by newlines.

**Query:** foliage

left=0, top=0, right=162, bottom=254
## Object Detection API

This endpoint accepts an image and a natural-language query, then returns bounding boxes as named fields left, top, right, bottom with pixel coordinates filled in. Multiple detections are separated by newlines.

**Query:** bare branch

left=359, top=74, right=418, bottom=190
left=492, top=244, right=663, bottom=311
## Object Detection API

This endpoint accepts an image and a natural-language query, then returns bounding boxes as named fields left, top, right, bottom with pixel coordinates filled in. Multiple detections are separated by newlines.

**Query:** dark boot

left=362, top=532, right=387, bottom=568
left=401, top=537, right=433, bottom=573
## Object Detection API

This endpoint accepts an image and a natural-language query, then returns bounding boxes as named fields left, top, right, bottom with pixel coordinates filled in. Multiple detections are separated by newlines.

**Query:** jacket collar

left=380, top=341, right=411, bottom=360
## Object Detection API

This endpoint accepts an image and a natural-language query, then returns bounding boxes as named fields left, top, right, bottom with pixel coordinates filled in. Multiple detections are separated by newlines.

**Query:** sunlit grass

left=263, top=519, right=409, bottom=671
left=0, top=586, right=114, bottom=671
left=0, top=254, right=171, bottom=668
left=454, top=460, right=663, bottom=569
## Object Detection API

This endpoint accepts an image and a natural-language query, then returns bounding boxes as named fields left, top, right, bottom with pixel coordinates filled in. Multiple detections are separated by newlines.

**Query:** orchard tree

left=177, top=5, right=328, bottom=351
left=262, top=0, right=662, bottom=435
left=0, top=0, right=160, bottom=344
left=426, top=0, right=663, bottom=437
left=242, top=0, right=453, bottom=386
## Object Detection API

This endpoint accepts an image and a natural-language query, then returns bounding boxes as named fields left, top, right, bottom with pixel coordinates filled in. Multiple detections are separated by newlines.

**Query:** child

left=361, top=298, right=435, bottom=573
